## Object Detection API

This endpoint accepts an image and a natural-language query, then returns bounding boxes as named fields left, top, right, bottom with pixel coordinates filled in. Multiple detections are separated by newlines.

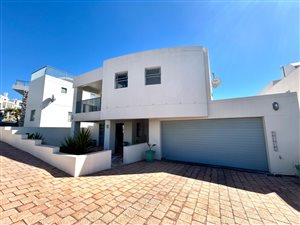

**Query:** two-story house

left=71, top=46, right=299, bottom=175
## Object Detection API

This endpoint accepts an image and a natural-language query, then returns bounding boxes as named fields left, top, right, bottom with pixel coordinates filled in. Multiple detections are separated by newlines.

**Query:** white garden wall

left=123, top=143, right=148, bottom=164
left=10, top=127, right=70, bottom=146
left=0, top=127, right=111, bottom=177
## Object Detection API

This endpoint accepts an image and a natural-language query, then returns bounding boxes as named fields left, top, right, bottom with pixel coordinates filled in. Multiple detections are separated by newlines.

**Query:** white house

left=258, top=62, right=300, bottom=106
left=71, top=46, right=299, bottom=175
left=24, top=66, right=75, bottom=127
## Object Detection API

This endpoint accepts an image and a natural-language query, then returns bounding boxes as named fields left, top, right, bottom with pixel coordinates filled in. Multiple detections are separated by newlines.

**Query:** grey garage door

left=162, top=118, right=268, bottom=171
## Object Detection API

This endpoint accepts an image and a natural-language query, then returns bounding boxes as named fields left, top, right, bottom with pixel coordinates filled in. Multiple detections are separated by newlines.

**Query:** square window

left=115, top=72, right=128, bottom=89
left=61, top=87, right=67, bottom=93
left=30, top=110, right=36, bottom=121
left=145, top=67, right=161, bottom=85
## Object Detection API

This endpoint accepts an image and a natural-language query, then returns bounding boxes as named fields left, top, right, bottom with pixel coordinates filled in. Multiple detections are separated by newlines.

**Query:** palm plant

left=60, top=128, right=93, bottom=155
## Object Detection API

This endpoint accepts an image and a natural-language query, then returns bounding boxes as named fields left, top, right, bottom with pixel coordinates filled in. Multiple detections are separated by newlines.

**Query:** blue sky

left=1, top=1, right=299, bottom=100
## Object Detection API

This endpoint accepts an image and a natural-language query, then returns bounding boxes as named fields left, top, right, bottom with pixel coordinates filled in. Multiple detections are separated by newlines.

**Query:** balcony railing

left=31, top=66, right=73, bottom=81
left=14, top=80, right=30, bottom=87
left=76, top=97, right=101, bottom=113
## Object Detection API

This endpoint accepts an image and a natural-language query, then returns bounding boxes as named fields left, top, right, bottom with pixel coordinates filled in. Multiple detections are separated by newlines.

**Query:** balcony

left=76, top=97, right=101, bottom=113
left=12, top=80, right=30, bottom=95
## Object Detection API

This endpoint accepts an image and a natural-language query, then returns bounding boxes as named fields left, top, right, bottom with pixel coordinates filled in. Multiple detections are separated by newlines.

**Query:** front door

left=115, top=123, right=124, bottom=155
left=98, top=123, right=105, bottom=147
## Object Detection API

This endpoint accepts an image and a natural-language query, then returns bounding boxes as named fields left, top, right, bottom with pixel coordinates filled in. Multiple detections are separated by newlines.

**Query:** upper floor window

left=30, top=110, right=36, bottom=121
left=145, top=67, right=161, bottom=85
left=115, top=72, right=128, bottom=89
left=61, top=87, right=67, bottom=93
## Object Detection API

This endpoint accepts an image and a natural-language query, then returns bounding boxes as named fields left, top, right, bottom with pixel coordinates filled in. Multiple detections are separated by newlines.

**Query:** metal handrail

left=31, top=66, right=73, bottom=81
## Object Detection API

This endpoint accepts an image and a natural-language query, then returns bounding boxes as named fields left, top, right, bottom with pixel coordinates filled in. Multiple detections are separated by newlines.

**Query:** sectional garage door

left=162, top=118, right=268, bottom=171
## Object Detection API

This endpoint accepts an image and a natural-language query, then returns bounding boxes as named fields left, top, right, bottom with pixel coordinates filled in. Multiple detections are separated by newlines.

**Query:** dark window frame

left=30, top=110, right=36, bottom=121
left=61, top=87, right=67, bottom=93
left=115, top=72, right=128, bottom=89
left=145, top=67, right=161, bottom=85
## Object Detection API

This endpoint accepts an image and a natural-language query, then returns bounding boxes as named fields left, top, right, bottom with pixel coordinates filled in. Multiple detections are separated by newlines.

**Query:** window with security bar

left=145, top=67, right=161, bottom=85
left=115, top=72, right=128, bottom=89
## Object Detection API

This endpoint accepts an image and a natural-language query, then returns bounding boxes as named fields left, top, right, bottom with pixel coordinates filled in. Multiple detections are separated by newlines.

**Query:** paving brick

left=23, top=212, right=46, bottom=224
left=40, top=214, right=62, bottom=224
left=16, top=202, right=35, bottom=212
left=1, top=141, right=300, bottom=225
left=57, top=207, right=75, bottom=218
left=101, top=212, right=117, bottom=223
left=2, top=200, right=22, bottom=210
left=86, top=210, right=103, bottom=222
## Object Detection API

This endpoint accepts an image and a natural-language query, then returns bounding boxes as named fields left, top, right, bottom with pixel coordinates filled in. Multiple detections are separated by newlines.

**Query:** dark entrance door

left=98, top=123, right=105, bottom=148
left=115, top=123, right=124, bottom=155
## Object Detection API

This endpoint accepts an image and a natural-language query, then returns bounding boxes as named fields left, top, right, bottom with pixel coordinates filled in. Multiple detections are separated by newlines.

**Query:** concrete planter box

left=0, top=127, right=111, bottom=177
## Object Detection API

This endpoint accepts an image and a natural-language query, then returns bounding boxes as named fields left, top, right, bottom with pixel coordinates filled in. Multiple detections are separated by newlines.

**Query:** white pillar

left=104, top=120, right=116, bottom=152
left=124, top=121, right=133, bottom=145
left=148, top=119, right=161, bottom=160
left=72, top=87, right=83, bottom=114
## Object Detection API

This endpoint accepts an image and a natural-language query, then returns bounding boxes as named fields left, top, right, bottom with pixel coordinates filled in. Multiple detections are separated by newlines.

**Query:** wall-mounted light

left=272, top=102, right=279, bottom=111
left=50, top=94, right=56, bottom=102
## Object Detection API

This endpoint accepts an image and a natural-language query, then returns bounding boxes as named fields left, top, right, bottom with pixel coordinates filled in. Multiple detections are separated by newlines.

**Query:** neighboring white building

left=71, top=46, right=299, bottom=175
left=24, top=66, right=75, bottom=127
left=258, top=62, right=300, bottom=106
left=0, top=92, right=22, bottom=119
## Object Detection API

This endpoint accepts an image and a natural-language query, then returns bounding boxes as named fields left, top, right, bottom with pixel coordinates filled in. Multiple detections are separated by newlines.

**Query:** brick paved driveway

left=1, top=141, right=300, bottom=225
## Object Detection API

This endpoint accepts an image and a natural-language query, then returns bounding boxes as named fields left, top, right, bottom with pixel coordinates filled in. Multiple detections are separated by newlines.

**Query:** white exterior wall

left=258, top=67, right=299, bottom=102
left=24, top=76, right=45, bottom=127
left=25, top=75, right=74, bottom=127
left=208, top=93, right=299, bottom=175
left=73, top=68, right=103, bottom=88
left=40, top=75, right=74, bottom=127
left=148, top=93, right=299, bottom=175
left=101, top=46, right=210, bottom=120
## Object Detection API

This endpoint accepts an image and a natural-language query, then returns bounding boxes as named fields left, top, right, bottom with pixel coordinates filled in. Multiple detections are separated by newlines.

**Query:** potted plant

left=295, top=164, right=300, bottom=178
left=145, top=143, right=156, bottom=162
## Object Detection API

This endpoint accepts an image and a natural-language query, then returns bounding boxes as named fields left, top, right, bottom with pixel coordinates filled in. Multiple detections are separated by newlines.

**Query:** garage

left=161, top=117, right=269, bottom=171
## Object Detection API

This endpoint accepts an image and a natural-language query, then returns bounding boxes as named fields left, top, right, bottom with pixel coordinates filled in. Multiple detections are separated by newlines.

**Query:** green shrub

left=60, top=128, right=93, bottom=155
left=27, top=132, right=44, bottom=141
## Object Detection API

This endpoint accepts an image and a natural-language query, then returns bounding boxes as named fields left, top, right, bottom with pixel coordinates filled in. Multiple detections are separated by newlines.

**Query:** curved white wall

left=101, top=46, right=210, bottom=120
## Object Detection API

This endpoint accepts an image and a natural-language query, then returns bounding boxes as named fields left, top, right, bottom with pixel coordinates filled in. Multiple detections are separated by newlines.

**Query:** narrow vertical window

left=136, top=123, right=141, bottom=137
left=68, top=112, right=72, bottom=122
left=30, top=110, right=36, bottom=121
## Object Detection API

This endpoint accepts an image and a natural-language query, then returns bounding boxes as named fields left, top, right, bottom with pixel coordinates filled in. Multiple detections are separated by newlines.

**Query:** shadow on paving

left=0, top=141, right=70, bottom=178
left=1, top=141, right=300, bottom=212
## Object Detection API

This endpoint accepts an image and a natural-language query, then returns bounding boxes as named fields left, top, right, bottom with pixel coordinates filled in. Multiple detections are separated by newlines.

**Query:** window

left=115, top=72, right=128, bottom=89
left=68, top=112, right=72, bottom=122
left=136, top=123, right=141, bottom=137
left=145, top=67, right=161, bottom=85
left=30, top=110, right=36, bottom=121
left=61, top=87, right=67, bottom=93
